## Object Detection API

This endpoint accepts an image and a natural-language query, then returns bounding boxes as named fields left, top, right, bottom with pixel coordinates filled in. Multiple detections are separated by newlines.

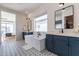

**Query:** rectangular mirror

left=55, top=5, right=74, bottom=29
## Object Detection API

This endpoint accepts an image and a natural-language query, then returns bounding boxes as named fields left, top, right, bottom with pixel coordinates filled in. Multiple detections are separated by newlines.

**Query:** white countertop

left=25, top=32, right=79, bottom=38
left=51, top=32, right=79, bottom=37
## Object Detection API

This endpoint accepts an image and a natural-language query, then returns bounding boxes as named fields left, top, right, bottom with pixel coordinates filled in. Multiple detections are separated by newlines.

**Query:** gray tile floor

left=0, top=39, right=57, bottom=56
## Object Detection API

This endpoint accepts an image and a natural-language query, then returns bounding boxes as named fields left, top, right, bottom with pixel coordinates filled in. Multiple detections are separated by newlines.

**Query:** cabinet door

left=54, top=35, right=69, bottom=56
left=69, top=37, right=79, bottom=56
left=46, top=34, right=54, bottom=52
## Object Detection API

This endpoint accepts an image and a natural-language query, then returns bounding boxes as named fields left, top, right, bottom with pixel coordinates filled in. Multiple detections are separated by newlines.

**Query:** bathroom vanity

left=22, top=32, right=33, bottom=40
left=48, top=5, right=79, bottom=56
left=46, top=33, right=79, bottom=56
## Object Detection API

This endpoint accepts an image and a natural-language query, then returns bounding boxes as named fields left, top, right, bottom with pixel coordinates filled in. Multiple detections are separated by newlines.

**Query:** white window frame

left=34, top=14, right=47, bottom=32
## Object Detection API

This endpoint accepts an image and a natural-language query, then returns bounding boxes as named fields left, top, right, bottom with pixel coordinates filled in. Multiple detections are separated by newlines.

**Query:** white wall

left=0, top=5, right=27, bottom=41
left=30, top=3, right=79, bottom=35
left=16, top=13, right=27, bottom=40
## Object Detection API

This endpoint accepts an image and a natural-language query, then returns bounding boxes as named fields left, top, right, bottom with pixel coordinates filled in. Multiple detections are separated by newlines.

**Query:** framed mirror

left=55, top=5, right=74, bottom=29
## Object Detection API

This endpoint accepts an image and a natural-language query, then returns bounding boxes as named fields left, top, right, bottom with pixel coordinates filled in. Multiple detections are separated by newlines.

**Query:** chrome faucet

left=59, top=29, right=64, bottom=33
left=61, top=29, right=64, bottom=33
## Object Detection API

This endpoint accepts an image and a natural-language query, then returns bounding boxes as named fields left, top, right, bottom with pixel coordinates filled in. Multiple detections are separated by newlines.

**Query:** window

left=34, top=14, right=47, bottom=32
left=1, top=11, right=16, bottom=35
left=1, top=11, right=16, bottom=21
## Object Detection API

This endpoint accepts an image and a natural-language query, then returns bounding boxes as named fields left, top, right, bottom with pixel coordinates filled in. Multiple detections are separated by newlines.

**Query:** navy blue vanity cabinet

left=46, top=34, right=55, bottom=52
left=54, top=35, right=69, bottom=56
left=46, top=34, right=79, bottom=56
left=68, top=37, right=79, bottom=56
left=22, top=32, right=33, bottom=40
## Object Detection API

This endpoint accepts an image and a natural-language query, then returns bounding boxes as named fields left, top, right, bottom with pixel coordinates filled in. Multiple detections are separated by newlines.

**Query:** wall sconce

left=59, top=3, right=64, bottom=7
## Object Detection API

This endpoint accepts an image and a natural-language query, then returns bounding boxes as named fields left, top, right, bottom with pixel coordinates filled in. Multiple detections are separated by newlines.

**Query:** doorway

left=0, top=11, right=16, bottom=41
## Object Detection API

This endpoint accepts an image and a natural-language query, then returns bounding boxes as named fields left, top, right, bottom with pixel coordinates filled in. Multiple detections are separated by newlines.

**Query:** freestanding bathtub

left=24, top=32, right=46, bottom=51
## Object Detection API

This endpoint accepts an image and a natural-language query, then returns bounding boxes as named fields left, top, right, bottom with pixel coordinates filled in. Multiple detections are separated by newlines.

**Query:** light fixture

left=59, top=3, right=64, bottom=7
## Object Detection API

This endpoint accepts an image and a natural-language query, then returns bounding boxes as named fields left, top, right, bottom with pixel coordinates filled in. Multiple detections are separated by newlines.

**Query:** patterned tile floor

left=0, top=40, right=57, bottom=56
left=24, top=47, right=57, bottom=56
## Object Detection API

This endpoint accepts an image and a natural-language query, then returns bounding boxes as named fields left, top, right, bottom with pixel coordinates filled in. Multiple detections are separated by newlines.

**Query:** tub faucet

left=61, top=29, right=64, bottom=33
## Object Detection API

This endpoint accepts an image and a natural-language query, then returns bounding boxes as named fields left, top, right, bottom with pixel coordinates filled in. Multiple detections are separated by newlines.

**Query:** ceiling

left=0, top=3, right=42, bottom=14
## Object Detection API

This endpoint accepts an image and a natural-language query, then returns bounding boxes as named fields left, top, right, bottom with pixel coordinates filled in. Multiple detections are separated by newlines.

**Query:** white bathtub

left=24, top=32, right=46, bottom=51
